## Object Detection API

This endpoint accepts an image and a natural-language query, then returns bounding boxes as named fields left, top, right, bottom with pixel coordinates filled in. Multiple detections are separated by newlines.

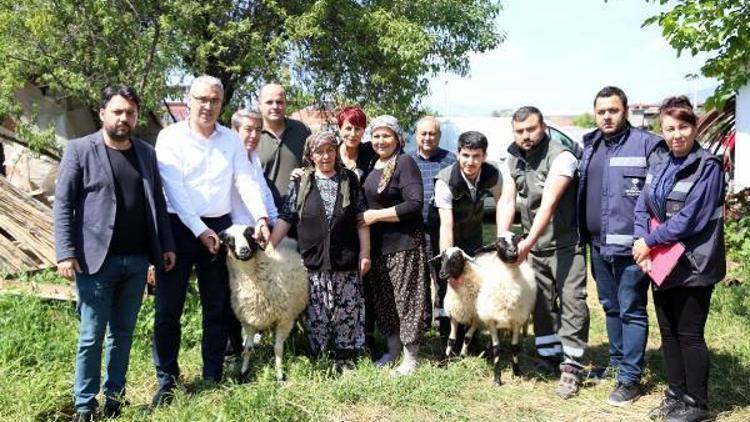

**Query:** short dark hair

left=594, top=86, right=628, bottom=109
left=659, top=95, right=697, bottom=126
left=512, top=106, right=544, bottom=124
left=100, top=85, right=141, bottom=110
left=457, top=131, right=488, bottom=153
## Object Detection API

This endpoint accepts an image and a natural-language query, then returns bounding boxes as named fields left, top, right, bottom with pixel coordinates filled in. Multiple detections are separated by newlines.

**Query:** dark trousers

left=653, top=285, right=714, bottom=407
left=590, top=245, right=650, bottom=385
left=152, top=214, right=232, bottom=387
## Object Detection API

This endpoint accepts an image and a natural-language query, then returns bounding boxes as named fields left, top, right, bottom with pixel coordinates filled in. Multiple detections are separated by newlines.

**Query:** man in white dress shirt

left=151, top=75, right=271, bottom=406
left=224, top=109, right=279, bottom=364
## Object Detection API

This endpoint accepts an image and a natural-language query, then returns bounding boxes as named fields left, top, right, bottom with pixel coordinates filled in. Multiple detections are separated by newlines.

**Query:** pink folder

left=647, top=217, right=685, bottom=286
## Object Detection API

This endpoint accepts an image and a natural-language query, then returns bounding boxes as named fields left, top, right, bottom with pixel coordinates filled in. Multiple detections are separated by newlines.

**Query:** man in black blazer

left=54, top=85, right=175, bottom=422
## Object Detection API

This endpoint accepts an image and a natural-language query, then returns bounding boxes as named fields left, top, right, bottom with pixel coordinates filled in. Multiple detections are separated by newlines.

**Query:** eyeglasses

left=191, top=95, right=222, bottom=107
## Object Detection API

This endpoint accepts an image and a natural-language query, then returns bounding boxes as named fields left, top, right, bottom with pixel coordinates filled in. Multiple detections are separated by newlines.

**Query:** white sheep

left=433, top=247, right=483, bottom=358
left=475, top=233, right=536, bottom=386
left=219, top=225, right=308, bottom=382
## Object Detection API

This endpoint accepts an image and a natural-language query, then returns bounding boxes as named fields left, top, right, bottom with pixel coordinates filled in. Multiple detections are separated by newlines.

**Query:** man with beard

left=578, top=86, right=661, bottom=406
left=152, top=76, right=271, bottom=406
left=497, top=106, right=589, bottom=399
left=254, top=83, right=311, bottom=207
left=54, top=85, right=176, bottom=421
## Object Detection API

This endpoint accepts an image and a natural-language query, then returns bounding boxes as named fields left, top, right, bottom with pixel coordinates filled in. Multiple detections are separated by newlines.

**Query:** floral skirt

left=305, top=270, right=365, bottom=356
left=368, top=244, right=430, bottom=345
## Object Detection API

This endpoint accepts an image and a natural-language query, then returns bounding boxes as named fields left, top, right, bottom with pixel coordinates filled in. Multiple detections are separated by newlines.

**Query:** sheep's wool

left=226, top=237, right=309, bottom=332
left=475, top=253, right=537, bottom=330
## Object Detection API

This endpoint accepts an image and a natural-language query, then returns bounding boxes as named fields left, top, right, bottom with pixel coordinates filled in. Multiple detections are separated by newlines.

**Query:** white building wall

left=736, top=84, right=750, bottom=192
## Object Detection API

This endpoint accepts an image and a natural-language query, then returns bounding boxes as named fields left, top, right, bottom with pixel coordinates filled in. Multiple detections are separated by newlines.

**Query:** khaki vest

left=506, top=136, right=579, bottom=251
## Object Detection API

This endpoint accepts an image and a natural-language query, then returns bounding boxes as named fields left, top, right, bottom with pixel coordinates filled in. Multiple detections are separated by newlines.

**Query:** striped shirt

left=409, top=148, right=457, bottom=222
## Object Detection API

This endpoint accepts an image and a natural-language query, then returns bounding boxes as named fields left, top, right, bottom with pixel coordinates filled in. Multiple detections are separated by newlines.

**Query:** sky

left=423, top=0, right=717, bottom=117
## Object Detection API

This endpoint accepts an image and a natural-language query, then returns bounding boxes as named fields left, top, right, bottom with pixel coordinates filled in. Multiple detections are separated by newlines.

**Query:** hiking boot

left=666, top=394, right=712, bottom=422
left=72, top=411, right=93, bottom=422
left=606, top=382, right=640, bottom=407
left=647, top=386, right=682, bottom=420
left=555, top=364, right=581, bottom=399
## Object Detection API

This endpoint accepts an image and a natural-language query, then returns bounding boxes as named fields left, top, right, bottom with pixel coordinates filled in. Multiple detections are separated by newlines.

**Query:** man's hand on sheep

left=515, top=238, right=533, bottom=265
left=57, top=258, right=81, bottom=280
left=254, top=218, right=271, bottom=245
left=199, top=229, right=221, bottom=255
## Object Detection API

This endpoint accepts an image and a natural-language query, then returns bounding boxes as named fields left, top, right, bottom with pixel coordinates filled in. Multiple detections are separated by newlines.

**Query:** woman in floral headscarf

left=360, top=115, right=430, bottom=376
left=270, top=131, right=370, bottom=372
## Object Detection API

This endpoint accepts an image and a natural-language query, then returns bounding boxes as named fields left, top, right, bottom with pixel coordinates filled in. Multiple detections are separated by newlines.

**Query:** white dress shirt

left=155, top=120, right=269, bottom=237
left=230, top=151, right=278, bottom=227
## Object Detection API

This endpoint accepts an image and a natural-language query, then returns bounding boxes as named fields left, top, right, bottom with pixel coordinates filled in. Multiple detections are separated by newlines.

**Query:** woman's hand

left=358, top=210, right=379, bottom=227
left=632, top=238, right=651, bottom=264
left=289, top=167, right=304, bottom=181
left=637, top=257, right=652, bottom=274
left=359, top=253, right=371, bottom=276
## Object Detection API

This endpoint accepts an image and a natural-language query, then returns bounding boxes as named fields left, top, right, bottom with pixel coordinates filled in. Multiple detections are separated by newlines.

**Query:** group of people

left=54, top=75, right=725, bottom=422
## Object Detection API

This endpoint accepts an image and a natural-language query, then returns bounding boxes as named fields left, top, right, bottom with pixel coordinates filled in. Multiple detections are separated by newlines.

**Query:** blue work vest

left=641, top=143, right=725, bottom=289
left=578, top=126, right=661, bottom=256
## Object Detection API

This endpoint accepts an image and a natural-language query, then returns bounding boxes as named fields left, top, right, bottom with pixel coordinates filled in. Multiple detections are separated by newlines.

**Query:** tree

left=0, top=0, right=504, bottom=151
left=643, top=0, right=750, bottom=110
left=572, top=112, right=596, bottom=128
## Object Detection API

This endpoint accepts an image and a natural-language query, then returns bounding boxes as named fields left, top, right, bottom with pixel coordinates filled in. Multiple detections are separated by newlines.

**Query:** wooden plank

left=0, top=279, right=76, bottom=301
left=0, top=176, right=56, bottom=273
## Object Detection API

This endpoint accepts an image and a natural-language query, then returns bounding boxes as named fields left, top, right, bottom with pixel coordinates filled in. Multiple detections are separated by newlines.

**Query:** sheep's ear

left=428, top=252, right=443, bottom=264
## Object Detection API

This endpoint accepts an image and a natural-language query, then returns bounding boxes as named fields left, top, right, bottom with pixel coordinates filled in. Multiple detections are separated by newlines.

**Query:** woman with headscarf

left=633, top=96, right=725, bottom=421
left=270, top=131, right=371, bottom=372
left=360, top=115, right=429, bottom=376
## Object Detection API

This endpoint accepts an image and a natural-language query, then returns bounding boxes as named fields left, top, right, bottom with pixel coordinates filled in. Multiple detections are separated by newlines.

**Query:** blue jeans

left=74, top=254, right=149, bottom=411
left=590, top=246, right=649, bottom=385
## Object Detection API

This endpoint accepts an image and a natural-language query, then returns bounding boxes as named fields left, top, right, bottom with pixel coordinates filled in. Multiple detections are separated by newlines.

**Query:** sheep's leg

left=274, top=320, right=295, bottom=383
left=460, top=323, right=478, bottom=357
left=489, top=324, right=502, bottom=386
left=510, top=326, right=521, bottom=378
left=445, top=318, right=459, bottom=358
left=239, top=326, right=256, bottom=382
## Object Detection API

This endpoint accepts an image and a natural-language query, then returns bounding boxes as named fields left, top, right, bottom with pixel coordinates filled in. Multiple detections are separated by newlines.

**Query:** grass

left=1, top=233, right=749, bottom=420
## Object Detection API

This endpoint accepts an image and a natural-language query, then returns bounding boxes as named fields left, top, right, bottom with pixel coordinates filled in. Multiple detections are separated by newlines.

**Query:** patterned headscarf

left=296, top=131, right=352, bottom=214
left=368, top=115, right=404, bottom=193
left=302, top=131, right=339, bottom=169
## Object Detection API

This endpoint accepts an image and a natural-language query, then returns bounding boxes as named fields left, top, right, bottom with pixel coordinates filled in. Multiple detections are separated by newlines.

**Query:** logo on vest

left=624, top=178, right=643, bottom=197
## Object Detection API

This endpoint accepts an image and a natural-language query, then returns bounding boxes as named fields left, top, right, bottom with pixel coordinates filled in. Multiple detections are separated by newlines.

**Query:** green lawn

left=1, top=259, right=749, bottom=420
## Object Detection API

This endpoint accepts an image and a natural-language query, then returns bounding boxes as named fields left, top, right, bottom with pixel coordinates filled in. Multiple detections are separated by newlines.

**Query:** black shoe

left=584, top=365, right=618, bottom=384
left=151, top=385, right=175, bottom=408
left=103, top=399, right=123, bottom=419
left=72, top=411, right=93, bottom=422
left=606, top=382, right=640, bottom=407
left=666, top=394, right=712, bottom=422
left=534, top=356, right=562, bottom=377
left=647, top=386, right=683, bottom=420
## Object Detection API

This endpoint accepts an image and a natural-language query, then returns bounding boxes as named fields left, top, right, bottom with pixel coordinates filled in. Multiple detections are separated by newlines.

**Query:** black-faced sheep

left=433, top=247, right=483, bottom=358
left=475, top=233, right=536, bottom=386
left=219, top=225, right=308, bottom=382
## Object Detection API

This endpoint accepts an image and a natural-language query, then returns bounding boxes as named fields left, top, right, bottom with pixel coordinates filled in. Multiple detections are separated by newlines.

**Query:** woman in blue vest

left=633, top=96, right=725, bottom=422
left=270, top=131, right=371, bottom=372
